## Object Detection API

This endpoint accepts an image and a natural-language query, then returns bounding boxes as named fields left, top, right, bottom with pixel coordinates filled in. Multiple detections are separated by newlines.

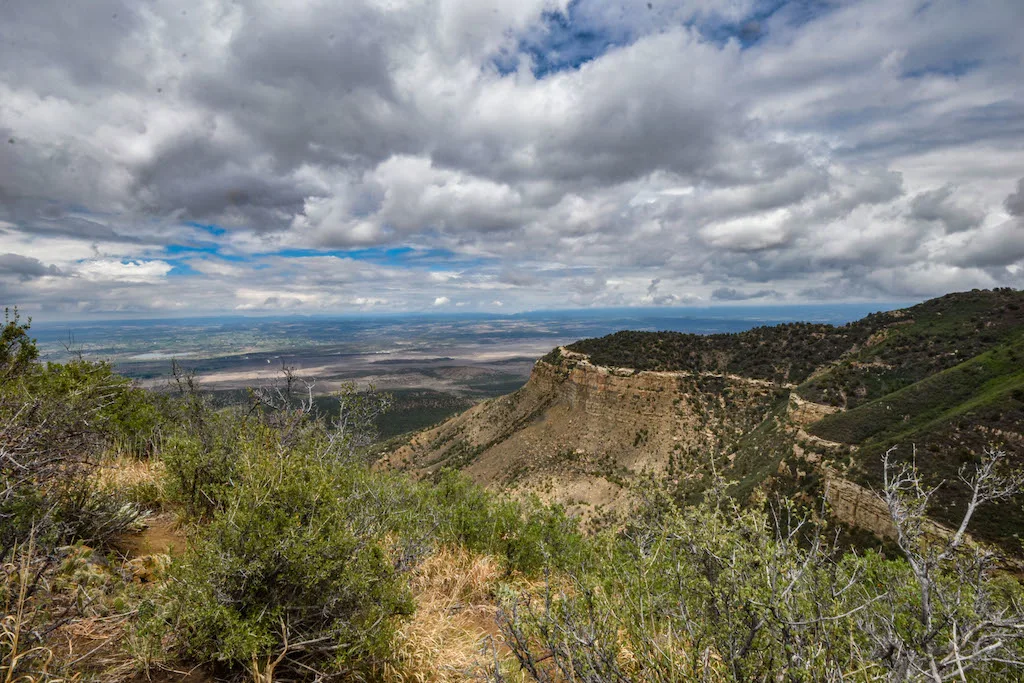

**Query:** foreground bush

left=493, top=453, right=1024, bottom=682
left=0, top=311, right=159, bottom=555
left=160, top=437, right=416, bottom=680
left=150, top=374, right=588, bottom=680
left=425, top=471, right=587, bottom=576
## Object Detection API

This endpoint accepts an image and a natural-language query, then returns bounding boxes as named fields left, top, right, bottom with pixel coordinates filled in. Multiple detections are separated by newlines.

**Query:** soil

left=116, top=514, right=186, bottom=559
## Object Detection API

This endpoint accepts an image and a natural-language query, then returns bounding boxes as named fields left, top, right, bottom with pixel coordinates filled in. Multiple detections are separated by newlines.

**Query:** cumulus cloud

left=433, top=296, right=451, bottom=306
left=711, top=287, right=779, bottom=301
left=76, top=259, right=173, bottom=283
left=0, top=0, right=1022, bottom=319
left=1006, top=178, right=1024, bottom=217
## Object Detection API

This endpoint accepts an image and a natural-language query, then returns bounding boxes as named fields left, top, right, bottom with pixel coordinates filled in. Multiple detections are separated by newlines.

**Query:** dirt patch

left=117, top=514, right=186, bottom=559
left=128, top=667, right=218, bottom=683
left=789, top=394, right=841, bottom=428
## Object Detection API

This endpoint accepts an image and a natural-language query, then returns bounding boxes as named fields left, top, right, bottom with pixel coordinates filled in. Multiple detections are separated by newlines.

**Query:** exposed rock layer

left=388, top=352, right=786, bottom=516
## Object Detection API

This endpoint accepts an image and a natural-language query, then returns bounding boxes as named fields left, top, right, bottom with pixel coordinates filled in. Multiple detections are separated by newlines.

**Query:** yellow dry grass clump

left=92, top=455, right=165, bottom=505
left=385, top=546, right=525, bottom=683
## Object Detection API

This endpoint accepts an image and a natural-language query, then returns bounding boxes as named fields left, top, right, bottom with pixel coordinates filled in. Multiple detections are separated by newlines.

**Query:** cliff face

left=823, top=476, right=897, bottom=540
left=386, top=290, right=1024, bottom=549
left=387, top=350, right=786, bottom=516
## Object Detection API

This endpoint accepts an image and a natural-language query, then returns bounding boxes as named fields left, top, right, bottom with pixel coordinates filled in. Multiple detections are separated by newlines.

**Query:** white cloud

left=76, top=259, right=173, bottom=283
left=0, top=0, right=1022, bottom=318
left=433, top=296, right=451, bottom=306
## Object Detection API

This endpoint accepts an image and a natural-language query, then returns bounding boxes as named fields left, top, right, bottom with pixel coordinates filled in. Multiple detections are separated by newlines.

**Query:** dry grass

left=1, top=535, right=80, bottom=683
left=385, top=546, right=527, bottom=683
left=91, top=455, right=165, bottom=509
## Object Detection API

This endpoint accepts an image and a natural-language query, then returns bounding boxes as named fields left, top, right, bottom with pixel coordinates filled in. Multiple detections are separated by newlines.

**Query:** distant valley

left=32, top=305, right=887, bottom=440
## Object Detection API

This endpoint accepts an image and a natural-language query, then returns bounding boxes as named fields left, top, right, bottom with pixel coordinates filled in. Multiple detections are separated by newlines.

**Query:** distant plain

left=33, top=304, right=903, bottom=437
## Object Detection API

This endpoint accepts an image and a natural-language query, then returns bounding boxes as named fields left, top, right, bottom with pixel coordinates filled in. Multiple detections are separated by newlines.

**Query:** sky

left=1, top=0, right=1023, bottom=320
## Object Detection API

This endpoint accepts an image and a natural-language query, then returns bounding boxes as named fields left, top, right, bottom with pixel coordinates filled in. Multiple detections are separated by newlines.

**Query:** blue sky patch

left=692, top=0, right=836, bottom=48
left=495, top=0, right=635, bottom=77
left=166, top=259, right=201, bottom=277
left=495, top=0, right=841, bottom=77
left=186, top=221, right=227, bottom=237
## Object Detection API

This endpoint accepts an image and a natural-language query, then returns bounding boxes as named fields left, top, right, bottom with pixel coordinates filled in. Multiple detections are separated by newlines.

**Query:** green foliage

left=151, top=374, right=587, bottom=678
left=425, top=470, right=588, bottom=575
left=567, top=321, right=875, bottom=384
left=159, top=439, right=416, bottom=678
left=538, top=346, right=564, bottom=365
left=0, top=307, right=38, bottom=381
left=565, top=289, right=1024, bottom=391
left=497, top=489, right=1024, bottom=681
left=1, top=337, right=151, bottom=552
left=160, top=416, right=242, bottom=520
left=32, top=359, right=167, bottom=453
left=805, top=333, right=1024, bottom=551
left=810, top=336, right=1024, bottom=446
left=315, top=388, right=473, bottom=440
left=799, top=288, right=1024, bottom=407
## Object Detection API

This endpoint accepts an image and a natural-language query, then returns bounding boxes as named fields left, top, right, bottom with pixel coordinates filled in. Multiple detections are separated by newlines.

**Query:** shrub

left=425, top=470, right=587, bottom=575
left=159, top=441, right=415, bottom=680
left=492, top=453, right=1024, bottom=682
left=160, top=416, right=244, bottom=520
left=0, top=316, right=145, bottom=553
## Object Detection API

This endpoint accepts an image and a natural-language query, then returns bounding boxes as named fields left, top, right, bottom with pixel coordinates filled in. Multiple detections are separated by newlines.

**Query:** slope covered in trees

left=566, top=288, right=1024, bottom=390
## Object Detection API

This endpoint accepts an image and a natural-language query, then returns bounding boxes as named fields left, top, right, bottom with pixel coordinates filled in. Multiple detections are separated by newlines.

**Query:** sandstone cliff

left=387, top=349, right=788, bottom=518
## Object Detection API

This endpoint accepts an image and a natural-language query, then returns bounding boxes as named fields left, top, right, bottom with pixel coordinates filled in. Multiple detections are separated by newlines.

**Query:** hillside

left=388, top=289, right=1024, bottom=549
left=386, top=349, right=789, bottom=522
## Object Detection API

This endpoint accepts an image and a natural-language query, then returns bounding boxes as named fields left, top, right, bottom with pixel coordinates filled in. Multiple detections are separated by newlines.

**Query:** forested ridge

left=567, top=288, right=1024, bottom=388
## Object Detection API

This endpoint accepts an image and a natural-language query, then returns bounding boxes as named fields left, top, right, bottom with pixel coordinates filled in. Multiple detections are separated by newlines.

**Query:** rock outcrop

left=823, top=475, right=898, bottom=540
left=387, top=350, right=787, bottom=516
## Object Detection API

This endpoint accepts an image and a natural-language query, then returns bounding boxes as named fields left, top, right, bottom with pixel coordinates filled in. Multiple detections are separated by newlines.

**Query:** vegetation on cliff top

left=560, top=290, right=1024, bottom=552
left=565, top=289, right=1024, bottom=391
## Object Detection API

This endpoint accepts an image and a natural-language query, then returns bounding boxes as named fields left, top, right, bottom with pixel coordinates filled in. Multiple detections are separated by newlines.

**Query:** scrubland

left=4, top=308, right=1024, bottom=682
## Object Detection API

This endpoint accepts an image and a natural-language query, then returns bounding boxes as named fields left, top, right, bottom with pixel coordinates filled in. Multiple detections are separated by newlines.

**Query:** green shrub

left=496, top=473, right=1024, bottom=682
left=160, top=419, right=242, bottom=520
left=159, top=443, right=415, bottom=679
left=0, top=317, right=146, bottom=552
left=425, top=470, right=587, bottom=575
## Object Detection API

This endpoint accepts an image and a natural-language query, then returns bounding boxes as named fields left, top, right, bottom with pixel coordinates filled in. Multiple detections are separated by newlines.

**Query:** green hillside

left=808, top=333, right=1024, bottom=446
left=805, top=321, right=1024, bottom=551
left=567, top=289, right=1024, bottom=551
left=566, top=322, right=874, bottom=383
left=567, top=288, right=1024, bottom=390
left=798, top=288, right=1024, bottom=408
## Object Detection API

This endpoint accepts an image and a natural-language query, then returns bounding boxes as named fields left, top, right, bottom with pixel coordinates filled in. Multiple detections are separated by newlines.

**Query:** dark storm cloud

left=0, top=253, right=62, bottom=279
left=1006, top=178, right=1024, bottom=217
left=129, top=136, right=316, bottom=229
left=0, top=1, right=148, bottom=91
left=909, top=186, right=984, bottom=234
left=948, top=218, right=1024, bottom=269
